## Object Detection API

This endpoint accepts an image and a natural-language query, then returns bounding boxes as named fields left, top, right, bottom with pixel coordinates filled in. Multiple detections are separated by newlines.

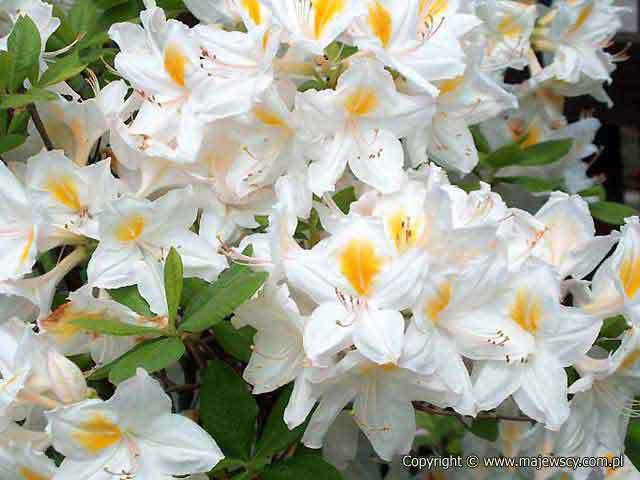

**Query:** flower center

left=510, top=289, right=541, bottom=334
left=115, top=215, right=146, bottom=242
left=340, top=238, right=382, bottom=296
left=344, top=87, right=378, bottom=117
left=73, top=413, right=123, bottom=453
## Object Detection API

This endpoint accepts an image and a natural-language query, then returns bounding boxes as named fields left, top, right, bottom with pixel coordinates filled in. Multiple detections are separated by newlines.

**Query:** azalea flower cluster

left=0, top=0, right=636, bottom=477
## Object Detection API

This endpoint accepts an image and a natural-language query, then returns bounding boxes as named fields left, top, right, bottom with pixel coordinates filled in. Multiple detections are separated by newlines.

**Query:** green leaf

left=0, top=134, right=27, bottom=153
left=107, top=285, right=153, bottom=316
left=108, top=337, right=185, bottom=384
left=579, top=184, right=606, bottom=201
left=254, top=385, right=309, bottom=466
left=414, top=411, right=464, bottom=448
left=38, top=53, right=87, bottom=88
left=0, top=89, right=57, bottom=109
left=87, top=360, right=115, bottom=381
left=69, top=0, right=98, bottom=36
left=50, top=5, right=77, bottom=46
left=590, top=201, right=639, bottom=226
left=470, top=125, right=491, bottom=154
left=298, top=79, right=325, bottom=92
left=495, top=176, right=564, bottom=193
left=212, top=322, right=254, bottom=362
left=332, top=187, right=356, bottom=214
left=626, top=419, right=640, bottom=470
left=481, top=143, right=524, bottom=169
left=200, top=360, right=258, bottom=461
left=70, top=317, right=166, bottom=337
left=325, top=41, right=357, bottom=61
left=0, top=52, right=16, bottom=93
left=261, top=455, right=342, bottom=480
left=469, top=418, right=498, bottom=442
left=99, top=1, right=141, bottom=29
left=164, top=247, right=183, bottom=329
left=181, top=277, right=208, bottom=309
left=179, top=266, right=268, bottom=333
left=519, top=139, right=573, bottom=166
left=599, top=315, right=629, bottom=339
left=7, top=16, right=41, bottom=89
left=95, top=0, right=128, bottom=9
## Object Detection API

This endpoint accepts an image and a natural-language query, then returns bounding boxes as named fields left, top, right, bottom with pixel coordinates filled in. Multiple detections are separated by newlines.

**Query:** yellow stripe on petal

left=20, top=227, right=34, bottom=265
left=568, top=4, right=593, bottom=34
left=521, top=124, right=541, bottom=148
left=340, top=238, right=382, bottom=296
left=73, top=414, right=123, bottom=453
left=344, top=87, right=378, bottom=117
left=368, top=1, right=392, bottom=47
left=619, top=255, right=640, bottom=299
left=421, top=0, right=448, bottom=18
left=619, top=349, right=640, bottom=372
left=314, top=0, right=345, bottom=39
left=114, top=215, right=145, bottom=243
left=242, top=0, right=262, bottom=24
left=45, top=176, right=82, bottom=211
left=254, top=105, right=286, bottom=127
left=510, top=289, right=542, bottom=334
left=425, top=281, right=452, bottom=325
left=388, top=211, right=421, bottom=253
left=18, top=468, right=49, bottom=480
left=498, top=15, right=523, bottom=37
left=165, top=44, right=188, bottom=87
left=438, top=75, right=464, bottom=96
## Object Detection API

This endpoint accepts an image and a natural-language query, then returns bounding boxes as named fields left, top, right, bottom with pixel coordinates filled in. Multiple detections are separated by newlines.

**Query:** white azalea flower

left=233, top=283, right=318, bottom=428
left=46, top=369, right=223, bottom=479
left=351, top=0, right=481, bottom=95
left=286, top=213, right=427, bottom=366
left=87, top=189, right=227, bottom=315
left=0, top=161, right=40, bottom=282
left=25, top=151, right=121, bottom=240
left=0, top=445, right=57, bottom=480
left=108, top=1, right=211, bottom=163
left=263, top=0, right=362, bottom=54
left=473, top=262, right=601, bottom=429
left=296, top=57, right=433, bottom=194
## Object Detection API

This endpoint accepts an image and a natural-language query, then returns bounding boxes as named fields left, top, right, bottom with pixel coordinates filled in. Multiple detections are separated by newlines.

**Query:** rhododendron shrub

left=0, top=0, right=638, bottom=478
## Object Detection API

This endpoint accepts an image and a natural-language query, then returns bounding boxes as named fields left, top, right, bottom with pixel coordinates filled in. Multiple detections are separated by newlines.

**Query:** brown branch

left=27, top=103, right=54, bottom=150
left=167, top=383, right=201, bottom=393
left=413, top=402, right=535, bottom=423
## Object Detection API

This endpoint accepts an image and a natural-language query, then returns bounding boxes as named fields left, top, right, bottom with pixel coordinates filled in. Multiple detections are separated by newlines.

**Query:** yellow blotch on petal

left=20, top=227, right=34, bottom=265
left=18, top=468, right=49, bottom=480
left=438, top=75, right=464, bottom=96
left=509, top=119, right=541, bottom=148
left=164, top=44, right=188, bottom=87
left=619, top=255, right=640, bottom=299
left=45, top=176, right=82, bottom=211
left=73, top=414, right=123, bottom=453
left=389, top=211, right=421, bottom=253
left=425, top=281, right=451, bottom=325
left=254, top=105, right=286, bottom=127
left=619, top=349, right=640, bottom=372
left=510, top=289, right=542, bottom=334
left=314, top=0, right=345, bottom=39
left=368, top=1, right=392, bottom=47
left=242, top=0, right=262, bottom=25
left=344, top=87, right=378, bottom=117
left=41, top=303, right=93, bottom=340
left=568, top=4, right=593, bottom=34
left=421, top=0, right=448, bottom=19
left=340, top=238, right=382, bottom=296
left=114, top=215, right=145, bottom=243
left=498, top=14, right=523, bottom=37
